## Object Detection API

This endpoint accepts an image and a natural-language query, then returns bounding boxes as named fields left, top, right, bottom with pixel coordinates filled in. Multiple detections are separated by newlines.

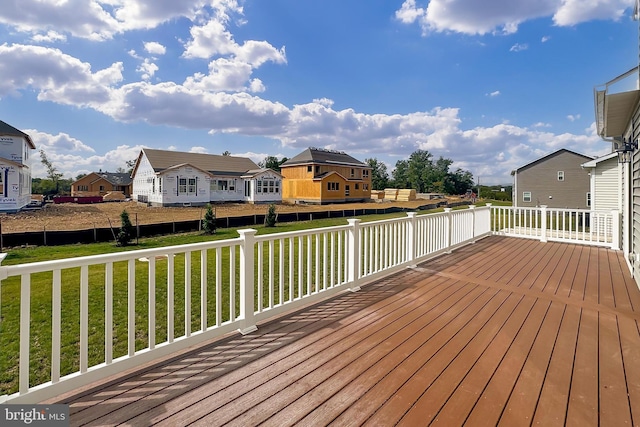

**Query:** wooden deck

left=52, top=236, right=640, bottom=426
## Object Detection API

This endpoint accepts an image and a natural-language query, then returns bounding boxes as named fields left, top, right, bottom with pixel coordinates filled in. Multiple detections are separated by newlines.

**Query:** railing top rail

left=1, top=236, right=242, bottom=276
left=490, top=206, right=614, bottom=215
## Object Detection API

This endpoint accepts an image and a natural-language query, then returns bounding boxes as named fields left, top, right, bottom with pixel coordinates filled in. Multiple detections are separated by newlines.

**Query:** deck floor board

left=50, top=236, right=640, bottom=427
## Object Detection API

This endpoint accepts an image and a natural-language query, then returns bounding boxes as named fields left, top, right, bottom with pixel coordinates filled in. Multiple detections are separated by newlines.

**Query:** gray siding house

left=511, top=149, right=593, bottom=209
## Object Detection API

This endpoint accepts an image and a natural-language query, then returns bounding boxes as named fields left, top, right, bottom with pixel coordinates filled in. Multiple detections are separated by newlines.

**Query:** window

left=158, top=178, right=162, bottom=193
left=327, top=182, right=340, bottom=191
left=188, top=178, right=196, bottom=194
left=217, top=180, right=228, bottom=191
left=257, top=180, right=262, bottom=193
left=363, top=169, right=369, bottom=178
left=355, top=183, right=359, bottom=190
left=307, top=165, right=313, bottom=173
left=315, top=166, right=320, bottom=174
left=268, top=181, right=275, bottom=193
left=229, top=179, right=235, bottom=191
left=99, top=185, right=105, bottom=191
left=179, top=178, right=187, bottom=194
left=586, top=192, right=591, bottom=207
left=363, top=183, right=369, bottom=191
left=78, top=185, right=88, bottom=191
left=557, top=171, right=564, bottom=181
left=345, top=185, right=350, bottom=196
left=350, top=168, right=355, bottom=178
left=523, top=191, right=531, bottom=202
left=152, top=178, right=156, bottom=193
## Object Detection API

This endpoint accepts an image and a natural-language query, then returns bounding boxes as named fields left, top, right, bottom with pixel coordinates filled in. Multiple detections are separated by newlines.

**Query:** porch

left=53, top=235, right=640, bottom=426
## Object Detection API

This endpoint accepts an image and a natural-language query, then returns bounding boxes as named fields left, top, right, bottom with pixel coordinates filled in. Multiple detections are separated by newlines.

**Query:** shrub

left=116, top=209, right=134, bottom=246
left=202, top=204, right=217, bottom=234
left=265, top=203, right=277, bottom=227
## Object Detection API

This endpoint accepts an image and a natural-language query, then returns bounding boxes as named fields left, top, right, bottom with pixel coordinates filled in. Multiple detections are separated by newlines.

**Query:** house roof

left=511, top=148, right=594, bottom=175
left=94, top=172, right=133, bottom=185
left=0, top=156, right=27, bottom=169
left=581, top=152, right=618, bottom=168
left=280, top=147, right=369, bottom=168
left=136, top=148, right=259, bottom=176
left=0, top=120, right=35, bottom=149
left=241, top=168, right=283, bottom=178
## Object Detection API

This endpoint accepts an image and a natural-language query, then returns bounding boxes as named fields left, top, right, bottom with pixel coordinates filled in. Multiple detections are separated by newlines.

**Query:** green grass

left=0, top=202, right=496, bottom=395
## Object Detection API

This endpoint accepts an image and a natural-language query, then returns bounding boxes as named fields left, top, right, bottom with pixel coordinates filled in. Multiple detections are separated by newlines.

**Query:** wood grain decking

left=52, top=236, right=640, bottom=426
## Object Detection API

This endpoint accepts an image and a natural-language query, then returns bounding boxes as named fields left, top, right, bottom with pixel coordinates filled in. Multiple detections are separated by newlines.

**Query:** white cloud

left=541, top=35, right=551, bottom=42
left=395, top=0, right=632, bottom=36
left=31, top=30, right=67, bottom=43
left=144, top=41, right=166, bottom=56
left=532, top=122, right=551, bottom=128
left=0, top=0, right=244, bottom=40
left=486, top=91, right=501, bottom=97
left=137, top=59, right=159, bottom=81
left=510, top=43, right=528, bottom=52
left=567, top=114, right=581, bottom=122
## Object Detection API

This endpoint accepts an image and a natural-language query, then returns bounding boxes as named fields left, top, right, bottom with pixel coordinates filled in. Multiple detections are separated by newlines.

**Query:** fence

left=0, top=206, right=488, bottom=403
left=491, top=205, right=620, bottom=249
left=2, top=201, right=465, bottom=249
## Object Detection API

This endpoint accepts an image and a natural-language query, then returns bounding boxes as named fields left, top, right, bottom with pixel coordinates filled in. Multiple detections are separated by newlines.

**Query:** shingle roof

left=511, top=148, right=594, bottom=175
left=96, top=172, right=132, bottom=186
left=281, top=147, right=368, bottom=168
left=141, top=148, right=259, bottom=175
left=0, top=120, right=35, bottom=149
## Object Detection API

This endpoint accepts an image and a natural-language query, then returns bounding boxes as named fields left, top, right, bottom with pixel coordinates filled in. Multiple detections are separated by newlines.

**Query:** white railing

left=0, top=205, right=490, bottom=403
left=491, top=205, right=620, bottom=249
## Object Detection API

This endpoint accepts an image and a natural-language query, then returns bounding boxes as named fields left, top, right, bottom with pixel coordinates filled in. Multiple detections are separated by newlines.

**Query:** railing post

left=444, top=208, right=453, bottom=253
left=238, top=229, right=258, bottom=335
left=540, top=205, right=548, bottom=243
left=486, top=203, right=493, bottom=235
left=407, top=212, right=417, bottom=266
left=468, top=205, right=476, bottom=242
left=612, top=209, right=621, bottom=250
left=347, top=218, right=361, bottom=292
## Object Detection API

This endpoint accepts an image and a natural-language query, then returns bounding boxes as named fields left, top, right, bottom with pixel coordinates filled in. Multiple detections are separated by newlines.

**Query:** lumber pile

left=371, top=190, right=385, bottom=200
left=396, top=189, right=417, bottom=202
left=384, top=188, right=398, bottom=201
left=103, top=191, right=126, bottom=202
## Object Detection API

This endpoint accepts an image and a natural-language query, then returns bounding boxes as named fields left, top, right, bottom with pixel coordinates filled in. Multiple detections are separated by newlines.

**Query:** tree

left=264, top=204, right=277, bottom=227
left=259, top=156, right=288, bottom=172
left=116, top=209, right=134, bottom=246
left=39, top=149, right=63, bottom=194
left=365, top=158, right=389, bottom=190
left=391, top=159, right=409, bottom=189
left=202, top=204, right=216, bottom=234
left=222, top=151, right=231, bottom=156
left=126, top=158, right=137, bottom=174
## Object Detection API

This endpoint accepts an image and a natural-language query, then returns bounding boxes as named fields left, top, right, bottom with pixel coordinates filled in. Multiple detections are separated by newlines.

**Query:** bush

left=202, top=204, right=216, bottom=234
left=116, top=209, right=134, bottom=246
left=265, top=204, right=277, bottom=227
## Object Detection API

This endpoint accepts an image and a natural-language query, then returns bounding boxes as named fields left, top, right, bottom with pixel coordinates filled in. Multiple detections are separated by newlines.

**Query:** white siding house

left=132, top=149, right=282, bottom=206
left=581, top=152, right=622, bottom=212
left=0, top=120, right=35, bottom=212
left=241, top=169, right=284, bottom=204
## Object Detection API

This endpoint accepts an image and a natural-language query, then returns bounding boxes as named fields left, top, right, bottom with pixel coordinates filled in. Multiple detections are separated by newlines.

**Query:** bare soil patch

left=2, top=199, right=452, bottom=234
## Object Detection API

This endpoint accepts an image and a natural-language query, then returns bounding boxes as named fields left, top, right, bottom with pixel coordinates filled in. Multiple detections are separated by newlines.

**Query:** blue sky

left=0, top=0, right=637, bottom=185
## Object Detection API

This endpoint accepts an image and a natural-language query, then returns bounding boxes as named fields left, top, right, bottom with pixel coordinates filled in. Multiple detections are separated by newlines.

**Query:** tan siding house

left=280, top=148, right=371, bottom=204
left=511, top=149, right=593, bottom=209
